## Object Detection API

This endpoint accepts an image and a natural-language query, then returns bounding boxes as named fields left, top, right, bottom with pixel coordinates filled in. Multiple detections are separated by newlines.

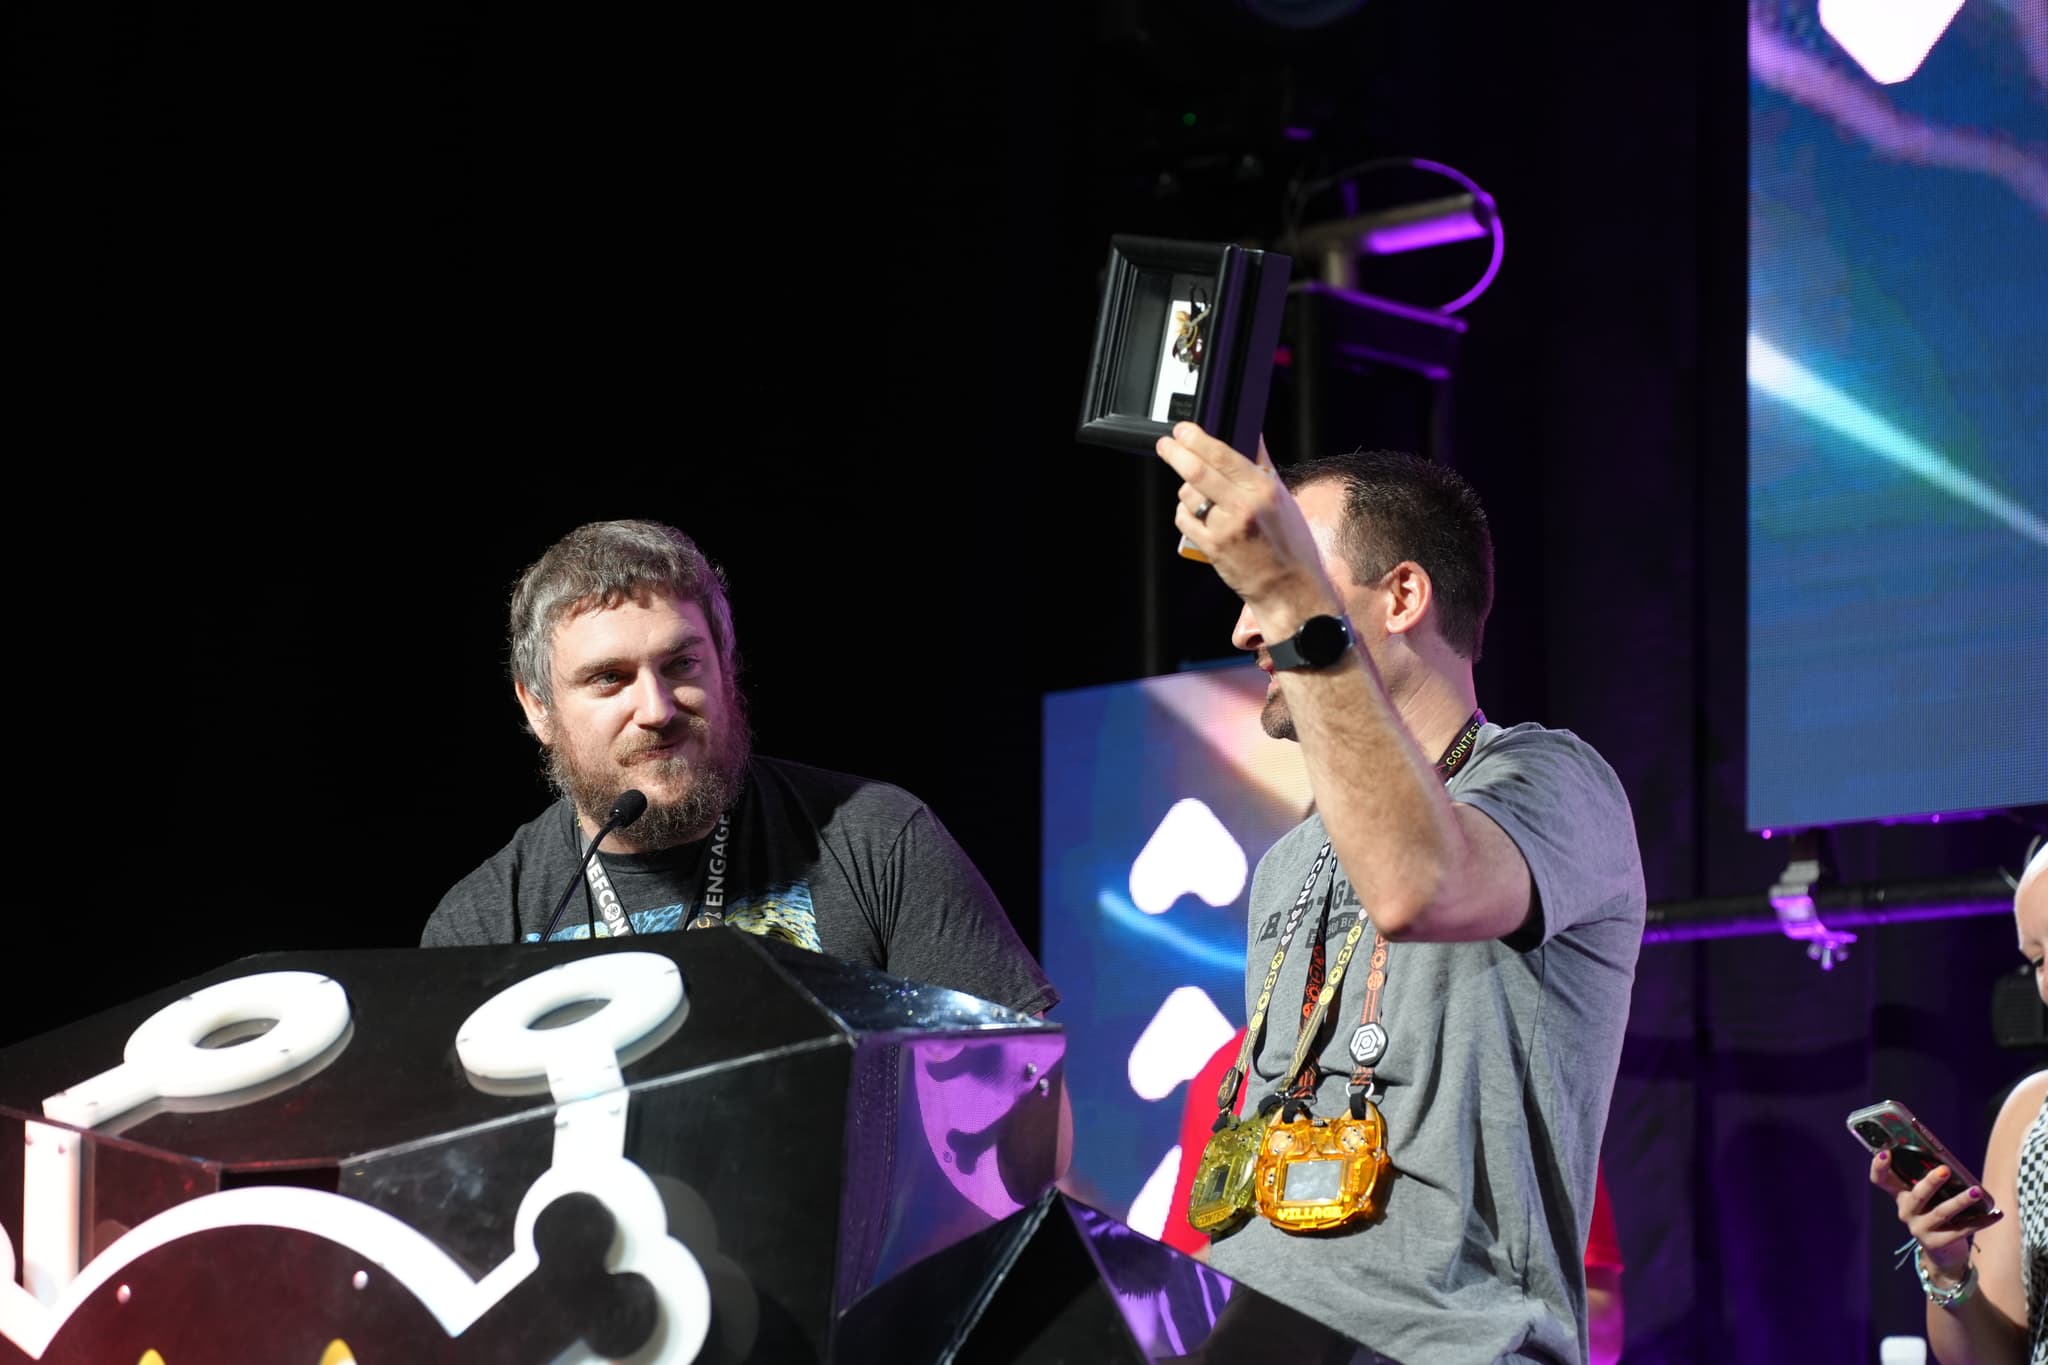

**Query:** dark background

left=6, top=1, right=2043, bottom=1359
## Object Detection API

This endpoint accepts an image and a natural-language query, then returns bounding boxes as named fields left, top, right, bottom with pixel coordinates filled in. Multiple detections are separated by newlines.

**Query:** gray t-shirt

left=421, top=754, right=1059, bottom=1017
left=1208, top=722, right=1644, bottom=1365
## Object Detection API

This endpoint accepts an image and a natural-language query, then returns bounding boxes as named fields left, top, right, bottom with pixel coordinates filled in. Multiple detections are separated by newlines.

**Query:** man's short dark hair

left=1282, top=451, right=1495, bottom=660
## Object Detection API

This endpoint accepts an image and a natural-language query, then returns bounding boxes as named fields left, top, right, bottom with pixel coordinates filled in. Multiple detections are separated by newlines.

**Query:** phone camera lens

left=1857, top=1123, right=1889, bottom=1146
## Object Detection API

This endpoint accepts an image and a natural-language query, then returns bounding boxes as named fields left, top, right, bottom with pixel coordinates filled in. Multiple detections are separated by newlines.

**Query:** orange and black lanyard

left=1211, top=838, right=1336, bottom=1125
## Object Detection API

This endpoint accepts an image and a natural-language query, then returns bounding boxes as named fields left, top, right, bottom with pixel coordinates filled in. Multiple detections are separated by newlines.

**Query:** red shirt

left=1163, top=1027, right=1252, bottom=1254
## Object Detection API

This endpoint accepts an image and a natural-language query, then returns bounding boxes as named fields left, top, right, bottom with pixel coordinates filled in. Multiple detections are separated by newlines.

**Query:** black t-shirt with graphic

left=422, top=755, right=1058, bottom=1016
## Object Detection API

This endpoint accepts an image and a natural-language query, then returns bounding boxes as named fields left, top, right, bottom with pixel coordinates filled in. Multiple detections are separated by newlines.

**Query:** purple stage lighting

left=1360, top=206, right=1487, bottom=255
left=1644, top=873, right=2014, bottom=946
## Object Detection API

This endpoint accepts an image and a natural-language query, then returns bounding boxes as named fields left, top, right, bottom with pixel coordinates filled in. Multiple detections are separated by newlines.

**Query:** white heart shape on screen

left=1126, top=1145, right=1184, bottom=1241
left=1819, top=0, right=1964, bottom=84
left=1127, top=986, right=1236, bottom=1102
left=1128, top=798, right=1247, bottom=915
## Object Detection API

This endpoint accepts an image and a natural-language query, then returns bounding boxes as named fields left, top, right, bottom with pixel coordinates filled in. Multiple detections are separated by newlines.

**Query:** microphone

left=538, top=790, right=649, bottom=943
left=607, top=788, right=650, bottom=829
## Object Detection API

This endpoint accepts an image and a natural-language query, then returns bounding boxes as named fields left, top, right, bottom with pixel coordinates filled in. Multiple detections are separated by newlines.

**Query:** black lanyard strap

left=570, top=804, right=734, bottom=939
left=1274, top=710, right=1487, bottom=1113
left=1215, top=839, right=1335, bottom=1119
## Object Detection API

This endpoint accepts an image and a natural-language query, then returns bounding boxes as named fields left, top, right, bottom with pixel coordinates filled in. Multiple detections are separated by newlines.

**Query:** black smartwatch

left=1267, top=614, right=1354, bottom=671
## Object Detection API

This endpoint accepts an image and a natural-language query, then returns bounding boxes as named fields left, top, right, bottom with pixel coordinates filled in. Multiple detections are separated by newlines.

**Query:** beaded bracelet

left=1914, top=1247, right=1978, bottom=1309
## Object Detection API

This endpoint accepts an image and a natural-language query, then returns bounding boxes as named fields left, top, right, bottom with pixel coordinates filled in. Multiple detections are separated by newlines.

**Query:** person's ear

left=515, top=679, right=553, bottom=744
left=1379, top=562, right=1434, bottom=639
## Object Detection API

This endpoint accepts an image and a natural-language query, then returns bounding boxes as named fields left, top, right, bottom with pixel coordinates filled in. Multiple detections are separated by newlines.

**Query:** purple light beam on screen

left=1749, top=16, right=2048, bottom=213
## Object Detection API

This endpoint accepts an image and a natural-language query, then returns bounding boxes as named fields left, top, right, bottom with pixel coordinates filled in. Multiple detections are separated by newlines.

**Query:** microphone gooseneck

left=537, top=789, right=648, bottom=943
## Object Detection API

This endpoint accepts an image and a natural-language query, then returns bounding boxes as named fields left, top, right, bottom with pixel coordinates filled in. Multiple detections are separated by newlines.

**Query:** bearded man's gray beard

left=544, top=710, right=753, bottom=850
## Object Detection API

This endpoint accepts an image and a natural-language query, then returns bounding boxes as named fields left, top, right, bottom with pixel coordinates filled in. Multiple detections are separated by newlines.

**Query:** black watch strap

left=1268, top=614, right=1354, bottom=671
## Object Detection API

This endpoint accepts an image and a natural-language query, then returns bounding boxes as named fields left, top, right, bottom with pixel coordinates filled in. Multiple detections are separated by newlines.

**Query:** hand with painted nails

left=1869, top=1152, right=1994, bottom=1281
left=1864, top=1080, right=2045, bottom=1358
left=1860, top=842, right=2048, bottom=1360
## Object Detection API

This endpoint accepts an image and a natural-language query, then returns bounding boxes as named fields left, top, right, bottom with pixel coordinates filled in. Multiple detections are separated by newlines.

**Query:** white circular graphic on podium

left=125, top=971, right=352, bottom=1099
left=457, top=953, right=684, bottom=1082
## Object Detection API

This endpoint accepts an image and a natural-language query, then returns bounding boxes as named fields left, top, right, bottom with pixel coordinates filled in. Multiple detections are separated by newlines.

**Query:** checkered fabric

left=2019, top=1090, right=2047, bottom=1365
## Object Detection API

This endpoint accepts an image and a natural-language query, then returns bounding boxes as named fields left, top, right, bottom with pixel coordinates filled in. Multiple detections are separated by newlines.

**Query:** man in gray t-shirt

left=420, top=518, right=1057, bottom=1019
left=1154, top=431, right=1644, bottom=1364
left=423, top=752, right=1058, bottom=1015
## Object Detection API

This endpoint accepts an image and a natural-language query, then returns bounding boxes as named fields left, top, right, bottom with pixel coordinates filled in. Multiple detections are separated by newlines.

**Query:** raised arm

left=1154, top=421, right=1532, bottom=942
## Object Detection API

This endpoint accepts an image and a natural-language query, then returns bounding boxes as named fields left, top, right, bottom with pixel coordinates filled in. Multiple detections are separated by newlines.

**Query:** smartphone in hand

left=1848, top=1100, right=2003, bottom=1230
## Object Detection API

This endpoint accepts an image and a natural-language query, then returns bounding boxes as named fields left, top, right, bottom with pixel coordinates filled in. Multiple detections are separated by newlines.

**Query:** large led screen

left=1041, top=664, right=1311, bottom=1233
left=1747, top=0, right=2046, bottom=830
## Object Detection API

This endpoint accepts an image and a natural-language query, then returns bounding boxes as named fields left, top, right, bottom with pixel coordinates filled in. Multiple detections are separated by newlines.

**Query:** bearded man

left=421, top=519, right=1058, bottom=1019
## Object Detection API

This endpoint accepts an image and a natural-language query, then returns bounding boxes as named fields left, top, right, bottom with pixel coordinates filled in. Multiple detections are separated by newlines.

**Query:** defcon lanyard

left=566, top=805, right=734, bottom=939
left=1260, top=710, right=1486, bottom=1115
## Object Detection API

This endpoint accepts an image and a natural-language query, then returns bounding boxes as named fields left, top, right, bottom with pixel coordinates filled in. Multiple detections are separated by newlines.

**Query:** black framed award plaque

left=1076, top=235, right=1292, bottom=460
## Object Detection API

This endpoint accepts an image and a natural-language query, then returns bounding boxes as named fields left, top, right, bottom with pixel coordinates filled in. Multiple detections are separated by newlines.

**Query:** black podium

left=0, top=931, right=1388, bottom=1364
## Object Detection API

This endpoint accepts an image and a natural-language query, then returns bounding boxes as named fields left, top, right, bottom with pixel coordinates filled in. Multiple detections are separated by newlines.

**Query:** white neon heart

left=1128, top=798, right=1247, bottom=915
left=1127, top=986, right=1236, bottom=1102
left=1126, top=1146, right=1184, bottom=1241
left=1818, top=0, right=1964, bottom=84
